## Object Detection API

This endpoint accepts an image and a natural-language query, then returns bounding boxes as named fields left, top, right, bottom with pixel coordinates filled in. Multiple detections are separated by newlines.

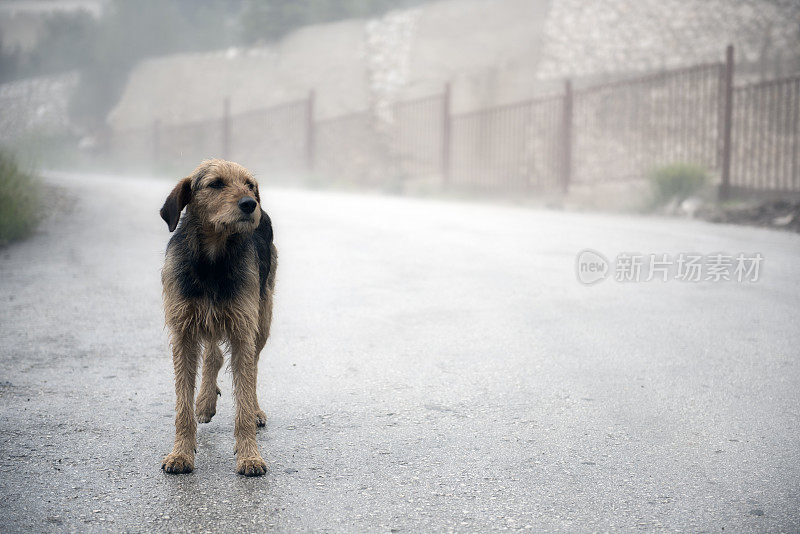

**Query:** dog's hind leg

left=196, top=343, right=223, bottom=424
left=252, top=286, right=274, bottom=428
left=162, top=333, right=200, bottom=474
left=252, top=245, right=277, bottom=428
left=252, top=338, right=268, bottom=428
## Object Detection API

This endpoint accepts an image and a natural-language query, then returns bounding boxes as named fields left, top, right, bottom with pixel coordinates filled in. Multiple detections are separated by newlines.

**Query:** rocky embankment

left=699, top=199, right=800, bottom=233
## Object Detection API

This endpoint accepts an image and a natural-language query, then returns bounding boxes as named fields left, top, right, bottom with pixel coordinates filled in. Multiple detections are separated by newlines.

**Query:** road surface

left=1, top=172, right=799, bottom=532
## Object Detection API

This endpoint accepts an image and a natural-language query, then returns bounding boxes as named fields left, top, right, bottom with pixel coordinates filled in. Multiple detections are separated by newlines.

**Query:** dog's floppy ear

left=160, top=177, right=192, bottom=232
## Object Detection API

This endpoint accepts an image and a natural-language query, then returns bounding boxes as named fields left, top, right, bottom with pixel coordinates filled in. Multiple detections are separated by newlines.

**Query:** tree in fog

left=240, top=0, right=426, bottom=43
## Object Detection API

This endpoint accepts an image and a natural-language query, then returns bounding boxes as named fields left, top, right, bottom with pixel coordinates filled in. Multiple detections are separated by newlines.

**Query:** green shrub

left=649, top=163, right=709, bottom=207
left=0, top=150, right=40, bottom=245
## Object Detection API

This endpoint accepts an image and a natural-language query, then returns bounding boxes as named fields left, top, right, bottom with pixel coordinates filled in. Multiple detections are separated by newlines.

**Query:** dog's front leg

left=230, top=335, right=267, bottom=476
left=162, top=333, right=200, bottom=474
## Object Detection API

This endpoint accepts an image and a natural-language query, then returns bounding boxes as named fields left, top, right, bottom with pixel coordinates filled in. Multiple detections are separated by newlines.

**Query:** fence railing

left=730, top=75, right=799, bottom=194
left=109, top=45, right=799, bottom=198
left=572, top=62, right=724, bottom=187
left=449, top=94, right=565, bottom=192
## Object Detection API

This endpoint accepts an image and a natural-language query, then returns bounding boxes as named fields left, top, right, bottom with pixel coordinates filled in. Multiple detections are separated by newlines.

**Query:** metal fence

left=571, top=62, right=723, bottom=186
left=229, top=98, right=311, bottom=174
left=109, top=46, right=799, bottom=198
left=730, top=76, right=799, bottom=194
left=314, top=111, right=380, bottom=185
left=393, top=94, right=446, bottom=181
left=109, top=96, right=311, bottom=175
left=449, top=95, right=564, bottom=191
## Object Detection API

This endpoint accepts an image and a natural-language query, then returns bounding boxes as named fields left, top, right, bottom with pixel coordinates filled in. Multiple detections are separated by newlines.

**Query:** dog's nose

left=238, top=196, right=257, bottom=214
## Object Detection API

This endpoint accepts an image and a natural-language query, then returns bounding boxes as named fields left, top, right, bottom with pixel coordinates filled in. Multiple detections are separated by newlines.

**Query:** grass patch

left=649, top=163, right=709, bottom=208
left=0, top=150, right=40, bottom=245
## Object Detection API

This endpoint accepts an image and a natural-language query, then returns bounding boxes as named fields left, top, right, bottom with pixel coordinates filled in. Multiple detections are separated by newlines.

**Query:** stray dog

left=159, top=159, right=277, bottom=476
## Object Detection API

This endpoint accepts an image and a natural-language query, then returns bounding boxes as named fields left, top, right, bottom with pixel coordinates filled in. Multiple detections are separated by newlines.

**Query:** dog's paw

left=196, top=405, right=216, bottom=424
left=254, top=409, right=267, bottom=428
left=162, top=452, right=194, bottom=474
left=236, top=456, right=267, bottom=477
left=196, top=388, right=219, bottom=423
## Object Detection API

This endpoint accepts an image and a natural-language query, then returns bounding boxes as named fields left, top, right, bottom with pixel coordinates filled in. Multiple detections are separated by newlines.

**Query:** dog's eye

left=208, top=179, right=225, bottom=189
left=246, top=182, right=255, bottom=191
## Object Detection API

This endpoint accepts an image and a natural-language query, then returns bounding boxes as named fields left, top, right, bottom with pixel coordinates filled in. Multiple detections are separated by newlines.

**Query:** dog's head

left=160, top=159, right=261, bottom=234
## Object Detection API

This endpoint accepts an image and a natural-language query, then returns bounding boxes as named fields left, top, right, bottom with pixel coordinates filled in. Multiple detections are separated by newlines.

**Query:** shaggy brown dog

left=159, top=159, right=277, bottom=476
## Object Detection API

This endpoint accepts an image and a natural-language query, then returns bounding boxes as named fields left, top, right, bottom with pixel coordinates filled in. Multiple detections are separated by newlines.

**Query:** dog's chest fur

left=165, top=211, right=273, bottom=303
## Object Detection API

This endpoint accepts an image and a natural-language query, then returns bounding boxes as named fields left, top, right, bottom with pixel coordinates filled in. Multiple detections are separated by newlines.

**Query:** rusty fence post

left=222, top=97, right=231, bottom=160
left=442, top=82, right=452, bottom=188
left=561, top=79, right=573, bottom=194
left=153, top=119, right=161, bottom=166
left=719, top=44, right=734, bottom=201
left=306, top=89, right=315, bottom=171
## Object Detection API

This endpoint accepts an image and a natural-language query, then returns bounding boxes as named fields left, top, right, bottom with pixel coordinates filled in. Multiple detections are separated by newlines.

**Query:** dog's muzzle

left=238, top=196, right=257, bottom=215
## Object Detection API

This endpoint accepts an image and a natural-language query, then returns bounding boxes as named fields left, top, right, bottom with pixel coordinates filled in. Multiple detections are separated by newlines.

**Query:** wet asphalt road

left=0, top=171, right=799, bottom=532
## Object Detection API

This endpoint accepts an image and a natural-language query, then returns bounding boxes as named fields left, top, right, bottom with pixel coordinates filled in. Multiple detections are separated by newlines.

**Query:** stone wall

left=537, top=0, right=800, bottom=81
